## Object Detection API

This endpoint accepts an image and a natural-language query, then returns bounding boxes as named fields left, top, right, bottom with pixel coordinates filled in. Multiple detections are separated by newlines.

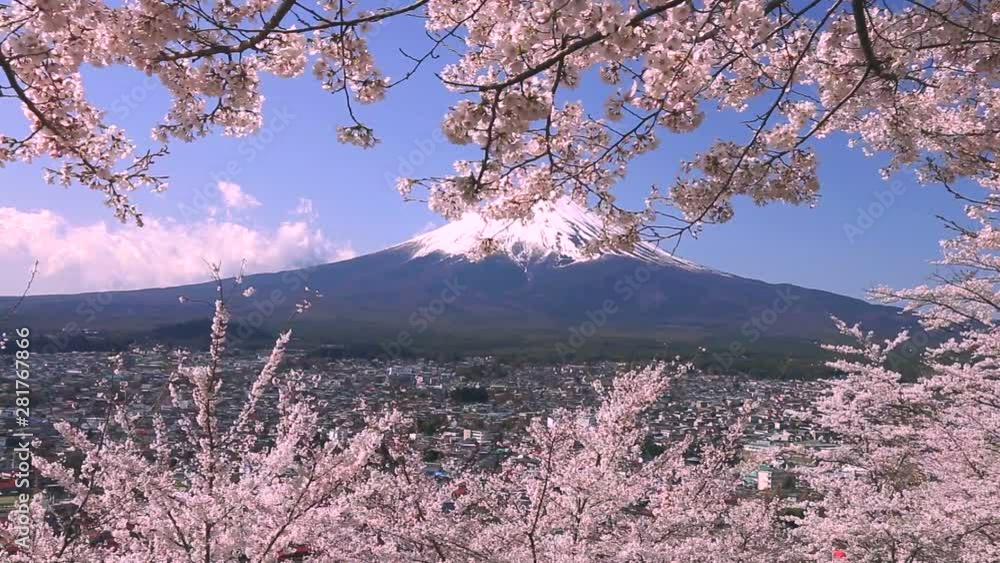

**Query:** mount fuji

left=3, top=200, right=909, bottom=366
left=405, top=198, right=707, bottom=270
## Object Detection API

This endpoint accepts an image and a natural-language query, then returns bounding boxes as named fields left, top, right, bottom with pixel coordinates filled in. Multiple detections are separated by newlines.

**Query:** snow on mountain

left=401, top=198, right=707, bottom=271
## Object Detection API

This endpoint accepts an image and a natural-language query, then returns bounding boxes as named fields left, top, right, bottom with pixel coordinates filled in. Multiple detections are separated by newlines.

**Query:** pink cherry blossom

left=1, top=0, right=996, bottom=243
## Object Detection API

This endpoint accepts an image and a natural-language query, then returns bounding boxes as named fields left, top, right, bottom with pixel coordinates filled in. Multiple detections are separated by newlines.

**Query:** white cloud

left=0, top=207, right=356, bottom=295
left=217, top=181, right=261, bottom=209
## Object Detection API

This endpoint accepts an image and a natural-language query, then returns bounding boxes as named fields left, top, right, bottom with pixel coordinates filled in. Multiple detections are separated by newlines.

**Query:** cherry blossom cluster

left=3, top=273, right=397, bottom=561
left=792, top=182, right=1000, bottom=561
left=2, top=0, right=998, bottom=243
left=348, top=366, right=789, bottom=561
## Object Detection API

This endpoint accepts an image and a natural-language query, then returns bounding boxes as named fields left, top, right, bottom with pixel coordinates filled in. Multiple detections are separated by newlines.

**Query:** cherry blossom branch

left=0, top=260, right=38, bottom=323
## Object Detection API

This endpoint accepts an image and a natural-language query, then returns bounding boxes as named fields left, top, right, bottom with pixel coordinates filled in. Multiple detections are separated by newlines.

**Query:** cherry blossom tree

left=792, top=185, right=1000, bottom=561
left=3, top=272, right=399, bottom=562
left=2, top=0, right=997, bottom=246
left=348, top=366, right=792, bottom=562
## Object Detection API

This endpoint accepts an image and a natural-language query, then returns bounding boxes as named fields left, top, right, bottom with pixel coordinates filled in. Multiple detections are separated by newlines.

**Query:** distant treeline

left=5, top=321, right=930, bottom=381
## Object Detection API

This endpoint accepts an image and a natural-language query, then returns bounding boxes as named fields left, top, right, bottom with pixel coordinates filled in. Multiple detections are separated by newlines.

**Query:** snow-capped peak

left=402, top=198, right=706, bottom=270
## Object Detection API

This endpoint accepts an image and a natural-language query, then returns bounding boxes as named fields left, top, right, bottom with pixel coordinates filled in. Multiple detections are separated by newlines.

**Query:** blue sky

left=0, top=18, right=962, bottom=297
